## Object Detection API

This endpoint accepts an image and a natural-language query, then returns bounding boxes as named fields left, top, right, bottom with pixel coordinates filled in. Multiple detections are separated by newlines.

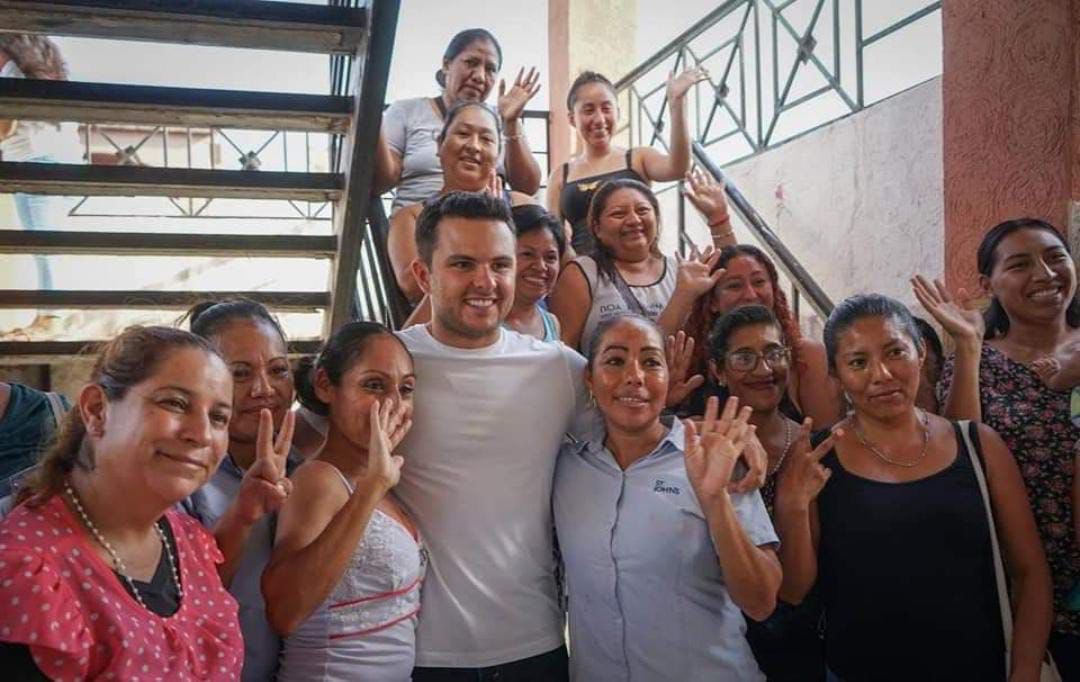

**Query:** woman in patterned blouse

left=924, top=218, right=1080, bottom=679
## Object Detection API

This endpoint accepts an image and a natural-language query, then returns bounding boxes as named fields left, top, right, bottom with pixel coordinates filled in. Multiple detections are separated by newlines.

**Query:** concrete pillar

left=942, top=0, right=1079, bottom=290
left=547, top=0, right=638, bottom=185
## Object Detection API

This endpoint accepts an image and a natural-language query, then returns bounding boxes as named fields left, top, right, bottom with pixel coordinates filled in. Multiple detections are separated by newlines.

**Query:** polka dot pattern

left=0, top=497, right=242, bottom=680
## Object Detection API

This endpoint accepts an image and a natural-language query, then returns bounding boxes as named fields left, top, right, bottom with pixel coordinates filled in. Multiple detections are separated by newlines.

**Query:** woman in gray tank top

left=264, top=322, right=425, bottom=682
left=549, top=178, right=725, bottom=356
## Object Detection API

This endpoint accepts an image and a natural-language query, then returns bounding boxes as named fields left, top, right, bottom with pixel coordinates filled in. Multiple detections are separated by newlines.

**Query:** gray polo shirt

left=553, top=418, right=777, bottom=682
left=182, top=450, right=301, bottom=682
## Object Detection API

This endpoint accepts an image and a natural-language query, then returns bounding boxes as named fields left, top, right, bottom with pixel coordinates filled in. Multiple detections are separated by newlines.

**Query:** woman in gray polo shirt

left=553, top=314, right=782, bottom=681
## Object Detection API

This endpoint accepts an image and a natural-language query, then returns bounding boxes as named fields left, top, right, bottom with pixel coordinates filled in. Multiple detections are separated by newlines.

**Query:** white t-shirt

left=394, top=325, right=597, bottom=667
left=0, top=62, right=72, bottom=163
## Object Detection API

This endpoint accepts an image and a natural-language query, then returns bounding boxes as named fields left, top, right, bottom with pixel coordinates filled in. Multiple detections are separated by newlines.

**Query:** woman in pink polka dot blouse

left=0, top=326, right=245, bottom=680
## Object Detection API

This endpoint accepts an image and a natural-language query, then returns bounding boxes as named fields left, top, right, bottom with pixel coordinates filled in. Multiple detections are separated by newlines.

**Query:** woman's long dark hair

left=977, top=218, right=1080, bottom=339
left=586, top=178, right=663, bottom=284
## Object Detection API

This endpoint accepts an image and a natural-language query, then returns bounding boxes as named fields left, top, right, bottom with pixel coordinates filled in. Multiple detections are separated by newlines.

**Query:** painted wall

left=687, top=78, right=945, bottom=325
left=942, top=0, right=1079, bottom=290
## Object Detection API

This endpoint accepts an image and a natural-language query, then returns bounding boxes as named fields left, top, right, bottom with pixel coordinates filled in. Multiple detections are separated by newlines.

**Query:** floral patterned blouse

left=939, top=344, right=1079, bottom=636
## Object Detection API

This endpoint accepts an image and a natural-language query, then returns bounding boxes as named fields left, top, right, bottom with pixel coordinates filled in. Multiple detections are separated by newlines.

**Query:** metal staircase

left=0, top=0, right=401, bottom=358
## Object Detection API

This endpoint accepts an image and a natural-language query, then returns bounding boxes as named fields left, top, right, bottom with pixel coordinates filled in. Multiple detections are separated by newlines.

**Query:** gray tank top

left=576, top=254, right=678, bottom=356
left=278, top=463, right=427, bottom=681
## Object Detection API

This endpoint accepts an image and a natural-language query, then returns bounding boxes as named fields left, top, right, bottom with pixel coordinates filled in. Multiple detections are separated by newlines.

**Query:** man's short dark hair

left=415, top=191, right=515, bottom=265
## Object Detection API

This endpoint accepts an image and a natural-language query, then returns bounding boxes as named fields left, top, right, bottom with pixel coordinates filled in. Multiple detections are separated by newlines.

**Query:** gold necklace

left=853, top=410, right=930, bottom=468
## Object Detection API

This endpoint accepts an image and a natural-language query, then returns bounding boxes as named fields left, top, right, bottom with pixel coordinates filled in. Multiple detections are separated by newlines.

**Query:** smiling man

left=396, top=191, right=596, bottom=681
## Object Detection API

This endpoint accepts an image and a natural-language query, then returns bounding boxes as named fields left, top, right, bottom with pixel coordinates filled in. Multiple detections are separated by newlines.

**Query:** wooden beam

left=0, top=162, right=343, bottom=201
left=0, top=230, right=338, bottom=258
left=328, top=0, right=401, bottom=332
left=0, top=338, right=322, bottom=361
left=0, top=79, right=352, bottom=133
left=0, top=290, right=329, bottom=311
left=0, top=0, right=367, bottom=53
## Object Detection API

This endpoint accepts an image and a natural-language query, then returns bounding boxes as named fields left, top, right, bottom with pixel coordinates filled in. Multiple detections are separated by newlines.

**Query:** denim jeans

left=13, top=155, right=59, bottom=291
left=412, top=646, right=569, bottom=682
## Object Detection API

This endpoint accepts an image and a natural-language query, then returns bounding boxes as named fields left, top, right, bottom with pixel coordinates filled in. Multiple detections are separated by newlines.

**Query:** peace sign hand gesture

left=683, top=396, right=755, bottom=506
left=775, top=418, right=841, bottom=511
left=498, top=67, right=541, bottom=123
left=357, top=399, right=411, bottom=495
left=910, top=275, right=984, bottom=345
left=234, top=409, right=295, bottom=526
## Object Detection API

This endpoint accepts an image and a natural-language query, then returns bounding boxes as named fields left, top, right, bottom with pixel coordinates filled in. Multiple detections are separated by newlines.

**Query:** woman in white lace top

left=263, top=321, right=425, bottom=682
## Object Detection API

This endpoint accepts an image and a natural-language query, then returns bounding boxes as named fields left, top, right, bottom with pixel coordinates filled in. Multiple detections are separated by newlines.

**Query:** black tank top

left=815, top=423, right=1005, bottom=681
left=558, top=149, right=645, bottom=254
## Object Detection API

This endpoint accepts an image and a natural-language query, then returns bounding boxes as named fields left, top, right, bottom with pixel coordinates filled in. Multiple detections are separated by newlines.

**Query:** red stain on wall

left=943, top=0, right=1078, bottom=290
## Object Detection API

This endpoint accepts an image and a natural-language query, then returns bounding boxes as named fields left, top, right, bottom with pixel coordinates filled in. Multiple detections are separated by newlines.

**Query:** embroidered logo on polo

left=653, top=479, right=680, bottom=495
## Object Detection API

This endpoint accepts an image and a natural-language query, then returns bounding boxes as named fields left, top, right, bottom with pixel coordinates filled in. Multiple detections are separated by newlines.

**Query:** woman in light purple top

left=554, top=314, right=782, bottom=681
left=264, top=321, right=425, bottom=682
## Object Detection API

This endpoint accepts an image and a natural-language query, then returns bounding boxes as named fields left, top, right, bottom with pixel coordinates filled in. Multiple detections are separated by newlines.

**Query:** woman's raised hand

left=683, top=396, right=755, bottom=505
left=665, top=331, right=705, bottom=407
left=911, top=275, right=984, bottom=344
left=358, top=399, right=410, bottom=494
left=675, top=246, right=724, bottom=300
left=775, top=418, right=840, bottom=510
left=667, top=65, right=709, bottom=102
left=682, top=167, right=729, bottom=224
left=497, top=67, right=541, bottom=123
left=234, top=409, right=295, bottom=525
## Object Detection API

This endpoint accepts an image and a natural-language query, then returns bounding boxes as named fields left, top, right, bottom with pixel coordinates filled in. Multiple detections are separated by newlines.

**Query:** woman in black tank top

left=546, top=68, right=708, bottom=255
left=775, top=294, right=1052, bottom=682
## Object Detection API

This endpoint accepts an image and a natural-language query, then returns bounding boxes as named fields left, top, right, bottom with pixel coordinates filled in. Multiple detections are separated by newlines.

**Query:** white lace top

left=277, top=466, right=427, bottom=681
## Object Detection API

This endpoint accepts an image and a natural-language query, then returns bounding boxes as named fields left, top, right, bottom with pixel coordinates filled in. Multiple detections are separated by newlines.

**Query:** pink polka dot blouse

left=0, top=495, right=243, bottom=681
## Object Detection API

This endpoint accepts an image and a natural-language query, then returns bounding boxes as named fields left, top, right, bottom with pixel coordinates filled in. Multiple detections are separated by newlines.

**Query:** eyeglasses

left=725, top=347, right=791, bottom=372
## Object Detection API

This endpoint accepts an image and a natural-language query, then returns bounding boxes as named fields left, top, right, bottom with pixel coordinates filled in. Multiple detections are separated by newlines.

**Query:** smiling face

left=833, top=315, right=925, bottom=421
left=515, top=227, right=561, bottom=305
left=415, top=215, right=516, bottom=348
left=438, top=105, right=500, bottom=190
left=714, top=322, right=790, bottom=413
left=587, top=317, right=669, bottom=435
left=710, top=255, right=776, bottom=314
left=88, top=347, right=233, bottom=504
left=316, top=334, right=415, bottom=452
left=592, top=187, right=658, bottom=263
left=210, top=318, right=293, bottom=448
left=982, top=227, right=1077, bottom=328
left=569, top=81, right=618, bottom=149
left=442, top=39, right=499, bottom=104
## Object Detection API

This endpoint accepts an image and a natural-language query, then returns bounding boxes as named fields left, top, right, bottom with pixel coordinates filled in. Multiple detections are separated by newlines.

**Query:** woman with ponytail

left=0, top=326, right=244, bottom=680
left=182, top=298, right=301, bottom=682
left=264, top=321, right=424, bottom=681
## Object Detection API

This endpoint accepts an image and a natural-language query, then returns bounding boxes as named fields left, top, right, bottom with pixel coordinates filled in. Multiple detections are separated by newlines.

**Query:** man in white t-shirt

left=395, top=191, right=594, bottom=681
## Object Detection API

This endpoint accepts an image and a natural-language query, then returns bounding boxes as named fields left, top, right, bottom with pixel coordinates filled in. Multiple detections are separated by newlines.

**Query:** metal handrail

left=692, top=141, right=833, bottom=317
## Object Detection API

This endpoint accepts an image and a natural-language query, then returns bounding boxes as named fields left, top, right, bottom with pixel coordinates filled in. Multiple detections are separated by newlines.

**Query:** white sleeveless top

left=278, top=465, right=427, bottom=682
left=576, top=254, right=679, bottom=356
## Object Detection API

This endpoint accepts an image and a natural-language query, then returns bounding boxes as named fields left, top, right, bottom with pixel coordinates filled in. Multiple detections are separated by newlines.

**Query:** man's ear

left=412, top=258, right=433, bottom=296
left=78, top=384, right=108, bottom=438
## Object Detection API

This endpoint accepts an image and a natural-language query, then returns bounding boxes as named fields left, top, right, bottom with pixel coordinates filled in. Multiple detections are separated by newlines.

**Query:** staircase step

left=0, top=79, right=352, bottom=133
left=0, top=230, right=338, bottom=258
left=0, top=0, right=367, bottom=53
left=0, top=162, right=343, bottom=201
left=0, top=338, right=322, bottom=359
left=0, top=290, right=329, bottom=311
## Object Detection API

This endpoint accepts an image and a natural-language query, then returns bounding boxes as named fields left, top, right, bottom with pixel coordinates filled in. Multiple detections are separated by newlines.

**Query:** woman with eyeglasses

left=707, top=304, right=825, bottom=681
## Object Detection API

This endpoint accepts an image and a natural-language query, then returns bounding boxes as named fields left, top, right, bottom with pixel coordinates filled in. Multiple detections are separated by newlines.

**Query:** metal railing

left=613, top=0, right=942, bottom=320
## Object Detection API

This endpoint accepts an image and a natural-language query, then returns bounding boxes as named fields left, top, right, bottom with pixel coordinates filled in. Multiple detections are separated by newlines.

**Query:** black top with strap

left=814, top=422, right=1005, bottom=681
left=558, top=149, right=645, bottom=255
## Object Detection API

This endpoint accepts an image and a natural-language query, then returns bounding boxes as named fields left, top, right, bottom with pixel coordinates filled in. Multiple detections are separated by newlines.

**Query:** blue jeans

left=14, top=155, right=58, bottom=291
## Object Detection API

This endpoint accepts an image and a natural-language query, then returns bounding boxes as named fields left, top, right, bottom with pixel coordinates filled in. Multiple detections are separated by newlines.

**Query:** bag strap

left=609, top=268, right=649, bottom=317
left=957, top=420, right=1014, bottom=674
left=432, top=96, right=448, bottom=119
left=44, top=391, right=66, bottom=429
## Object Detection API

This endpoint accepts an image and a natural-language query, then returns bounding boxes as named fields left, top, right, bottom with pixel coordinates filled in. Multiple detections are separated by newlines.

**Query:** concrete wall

left=712, top=78, right=945, bottom=316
